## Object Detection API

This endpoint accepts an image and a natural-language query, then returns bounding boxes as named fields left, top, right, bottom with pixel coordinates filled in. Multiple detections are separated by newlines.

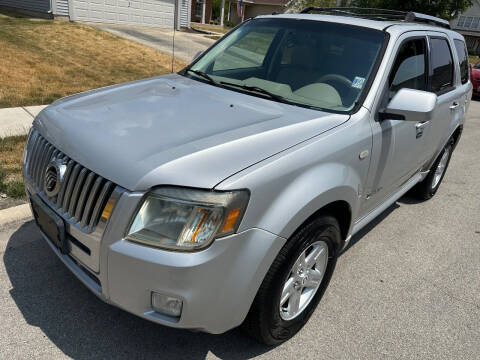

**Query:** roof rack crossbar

left=299, top=7, right=451, bottom=29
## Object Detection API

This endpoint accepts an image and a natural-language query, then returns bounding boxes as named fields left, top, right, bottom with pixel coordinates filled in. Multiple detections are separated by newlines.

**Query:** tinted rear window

left=454, top=39, right=469, bottom=84
left=430, top=38, right=454, bottom=93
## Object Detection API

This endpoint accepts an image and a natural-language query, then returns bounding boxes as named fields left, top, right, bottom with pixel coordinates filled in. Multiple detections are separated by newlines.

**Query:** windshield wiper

left=219, top=81, right=287, bottom=102
left=186, top=69, right=218, bottom=85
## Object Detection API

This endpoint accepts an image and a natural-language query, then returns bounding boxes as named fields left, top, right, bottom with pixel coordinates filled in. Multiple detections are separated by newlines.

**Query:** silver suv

left=23, top=8, right=472, bottom=344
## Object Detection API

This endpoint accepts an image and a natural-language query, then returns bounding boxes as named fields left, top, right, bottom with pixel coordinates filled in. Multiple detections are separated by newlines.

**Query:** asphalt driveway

left=91, top=23, right=215, bottom=63
left=0, top=101, right=479, bottom=359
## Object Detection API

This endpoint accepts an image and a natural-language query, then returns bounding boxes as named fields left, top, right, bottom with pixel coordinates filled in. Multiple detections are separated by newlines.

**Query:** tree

left=286, top=0, right=337, bottom=13
left=350, top=0, right=472, bottom=20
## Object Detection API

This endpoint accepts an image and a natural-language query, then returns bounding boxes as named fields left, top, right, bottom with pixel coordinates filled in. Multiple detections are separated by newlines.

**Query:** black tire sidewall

left=260, top=216, right=341, bottom=344
left=424, top=141, right=454, bottom=198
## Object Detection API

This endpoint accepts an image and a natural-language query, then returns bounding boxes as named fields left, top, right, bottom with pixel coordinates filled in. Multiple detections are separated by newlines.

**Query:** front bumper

left=27, top=183, right=286, bottom=334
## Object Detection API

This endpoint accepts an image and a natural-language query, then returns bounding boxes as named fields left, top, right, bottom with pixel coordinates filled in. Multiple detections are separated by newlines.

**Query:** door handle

left=415, top=121, right=430, bottom=129
left=415, top=121, right=429, bottom=138
left=449, top=102, right=459, bottom=110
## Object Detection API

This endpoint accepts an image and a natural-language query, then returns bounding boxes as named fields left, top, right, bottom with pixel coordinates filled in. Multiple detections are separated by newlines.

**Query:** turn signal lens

left=101, top=199, right=115, bottom=220
left=221, top=208, right=241, bottom=232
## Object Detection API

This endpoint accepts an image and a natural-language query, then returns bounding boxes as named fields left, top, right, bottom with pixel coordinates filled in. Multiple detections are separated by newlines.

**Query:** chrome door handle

left=449, top=102, right=459, bottom=110
left=415, top=121, right=429, bottom=138
left=415, top=121, right=430, bottom=129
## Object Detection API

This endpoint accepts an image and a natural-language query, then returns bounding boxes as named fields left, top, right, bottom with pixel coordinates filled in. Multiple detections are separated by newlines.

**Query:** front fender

left=216, top=111, right=371, bottom=243
left=218, top=160, right=362, bottom=241
left=257, top=163, right=359, bottom=240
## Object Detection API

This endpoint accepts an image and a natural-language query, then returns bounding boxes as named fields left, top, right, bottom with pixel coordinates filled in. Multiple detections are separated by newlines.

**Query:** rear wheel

left=414, top=139, right=454, bottom=200
left=242, top=216, right=341, bottom=345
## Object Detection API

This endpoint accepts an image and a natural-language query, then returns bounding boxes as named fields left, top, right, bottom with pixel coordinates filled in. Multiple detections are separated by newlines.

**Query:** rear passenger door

left=422, top=33, right=465, bottom=163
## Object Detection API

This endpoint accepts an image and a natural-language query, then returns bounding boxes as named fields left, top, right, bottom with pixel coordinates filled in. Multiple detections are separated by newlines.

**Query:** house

left=227, top=0, right=287, bottom=24
left=0, top=0, right=192, bottom=29
left=450, top=0, right=480, bottom=55
left=191, top=0, right=213, bottom=24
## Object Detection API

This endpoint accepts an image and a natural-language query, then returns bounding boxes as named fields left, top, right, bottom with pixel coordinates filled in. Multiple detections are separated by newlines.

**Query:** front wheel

left=242, top=216, right=341, bottom=345
left=414, top=139, right=454, bottom=200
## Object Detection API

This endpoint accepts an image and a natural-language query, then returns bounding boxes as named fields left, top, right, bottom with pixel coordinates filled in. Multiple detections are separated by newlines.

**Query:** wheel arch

left=286, top=199, right=353, bottom=253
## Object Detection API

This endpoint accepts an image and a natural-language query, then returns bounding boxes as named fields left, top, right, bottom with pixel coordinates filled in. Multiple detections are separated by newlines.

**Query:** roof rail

left=299, top=7, right=451, bottom=29
left=404, top=12, right=451, bottom=29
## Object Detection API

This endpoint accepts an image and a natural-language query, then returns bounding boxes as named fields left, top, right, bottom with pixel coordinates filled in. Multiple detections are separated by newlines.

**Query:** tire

left=414, top=139, right=454, bottom=200
left=242, top=216, right=341, bottom=345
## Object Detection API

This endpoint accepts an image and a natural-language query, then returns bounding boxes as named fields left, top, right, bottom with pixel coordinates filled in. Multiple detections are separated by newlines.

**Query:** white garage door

left=71, top=0, right=175, bottom=27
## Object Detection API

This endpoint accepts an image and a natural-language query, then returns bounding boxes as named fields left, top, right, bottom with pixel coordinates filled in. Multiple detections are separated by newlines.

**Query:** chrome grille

left=25, top=129, right=115, bottom=233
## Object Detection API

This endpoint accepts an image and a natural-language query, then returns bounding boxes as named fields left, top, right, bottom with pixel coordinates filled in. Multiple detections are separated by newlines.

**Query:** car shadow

left=340, top=201, right=400, bottom=255
left=3, top=221, right=274, bottom=359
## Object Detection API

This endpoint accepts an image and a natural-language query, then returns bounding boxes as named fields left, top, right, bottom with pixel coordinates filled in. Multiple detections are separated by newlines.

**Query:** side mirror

left=379, top=88, right=437, bottom=122
left=192, top=51, right=203, bottom=62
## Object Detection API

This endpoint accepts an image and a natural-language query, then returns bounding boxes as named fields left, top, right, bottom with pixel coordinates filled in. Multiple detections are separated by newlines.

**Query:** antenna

left=171, top=22, right=176, bottom=73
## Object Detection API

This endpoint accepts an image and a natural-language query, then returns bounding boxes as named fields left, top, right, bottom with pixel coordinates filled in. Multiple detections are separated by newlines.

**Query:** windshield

left=186, top=18, right=386, bottom=113
left=475, top=62, right=480, bottom=69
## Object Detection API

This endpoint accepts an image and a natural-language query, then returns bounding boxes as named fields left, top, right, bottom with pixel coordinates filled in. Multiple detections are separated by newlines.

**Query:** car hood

left=35, top=74, right=349, bottom=191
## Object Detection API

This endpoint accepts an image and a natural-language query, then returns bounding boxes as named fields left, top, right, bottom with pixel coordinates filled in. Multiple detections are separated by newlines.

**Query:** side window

left=454, top=39, right=469, bottom=84
left=429, top=38, right=454, bottom=94
left=212, top=29, right=276, bottom=71
left=388, top=38, right=427, bottom=100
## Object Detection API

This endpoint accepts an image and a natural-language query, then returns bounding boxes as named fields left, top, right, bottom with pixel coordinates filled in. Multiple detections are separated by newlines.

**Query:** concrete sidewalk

left=89, top=23, right=215, bottom=63
left=0, top=105, right=47, bottom=138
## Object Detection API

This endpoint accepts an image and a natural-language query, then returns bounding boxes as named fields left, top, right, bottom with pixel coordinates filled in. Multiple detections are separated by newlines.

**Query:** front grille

left=25, top=129, right=115, bottom=233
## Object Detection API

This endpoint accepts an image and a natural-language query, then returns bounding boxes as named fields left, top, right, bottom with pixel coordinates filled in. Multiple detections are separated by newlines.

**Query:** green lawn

left=0, top=9, right=187, bottom=108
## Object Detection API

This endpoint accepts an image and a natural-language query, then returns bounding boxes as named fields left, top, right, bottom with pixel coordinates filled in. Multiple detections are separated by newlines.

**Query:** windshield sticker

left=352, top=76, right=366, bottom=89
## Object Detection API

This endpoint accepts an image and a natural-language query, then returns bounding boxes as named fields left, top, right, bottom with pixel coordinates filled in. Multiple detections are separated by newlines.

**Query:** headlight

left=126, top=187, right=249, bottom=251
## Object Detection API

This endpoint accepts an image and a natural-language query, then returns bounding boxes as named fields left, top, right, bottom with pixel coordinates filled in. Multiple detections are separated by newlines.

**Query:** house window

left=464, top=16, right=473, bottom=28
left=458, top=16, right=465, bottom=27
left=472, top=17, right=480, bottom=29
left=195, top=1, right=202, bottom=17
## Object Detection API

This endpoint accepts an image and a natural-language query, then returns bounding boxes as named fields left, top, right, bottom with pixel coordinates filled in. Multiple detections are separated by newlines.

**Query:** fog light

left=151, top=292, right=183, bottom=317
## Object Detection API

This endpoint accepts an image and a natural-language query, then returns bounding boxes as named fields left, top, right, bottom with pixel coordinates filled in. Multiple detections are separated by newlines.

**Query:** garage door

left=71, top=0, right=175, bottom=27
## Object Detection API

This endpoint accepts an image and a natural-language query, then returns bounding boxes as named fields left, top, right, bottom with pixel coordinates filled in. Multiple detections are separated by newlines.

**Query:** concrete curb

left=190, top=26, right=224, bottom=37
left=0, top=204, right=33, bottom=228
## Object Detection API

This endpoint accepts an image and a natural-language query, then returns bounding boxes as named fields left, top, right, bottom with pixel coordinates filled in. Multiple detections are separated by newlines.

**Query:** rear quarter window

left=429, top=38, right=454, bottom=94
left=453, top=39, right=469, bottom=84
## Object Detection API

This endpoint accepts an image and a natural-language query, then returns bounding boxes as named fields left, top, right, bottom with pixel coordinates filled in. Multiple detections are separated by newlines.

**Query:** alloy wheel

left=279, top=240, right=328, bottom=321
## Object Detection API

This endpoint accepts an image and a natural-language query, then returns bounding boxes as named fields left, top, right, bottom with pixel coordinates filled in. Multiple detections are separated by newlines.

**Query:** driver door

left=361, top=34, right=430, bottom=215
